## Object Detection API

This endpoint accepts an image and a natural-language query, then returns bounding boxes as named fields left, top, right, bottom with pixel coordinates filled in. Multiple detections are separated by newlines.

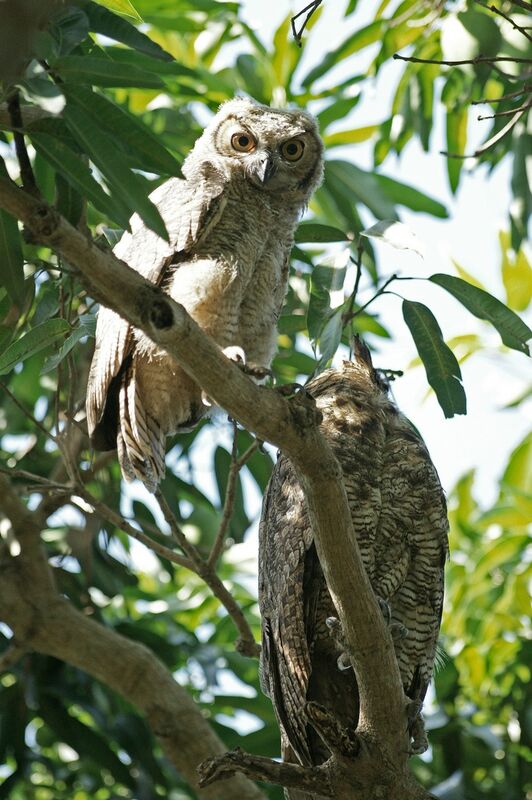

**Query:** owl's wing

left=258, top=457, right=315, bottom=767
left=86, top=173, right=227, bottom=447
left=378, top=410, right=449, bottom=706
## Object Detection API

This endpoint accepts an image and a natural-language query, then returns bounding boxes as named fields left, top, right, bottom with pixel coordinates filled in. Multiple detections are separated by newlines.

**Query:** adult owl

left=86, top=97, right=323, bottom=490
left=259, top=343, right=448, bottom=798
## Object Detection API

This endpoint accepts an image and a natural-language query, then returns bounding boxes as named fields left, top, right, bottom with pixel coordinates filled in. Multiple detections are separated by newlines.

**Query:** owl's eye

left=231, top=132, right=257, bottom=152
left=281, top=139, right=305, bottom=161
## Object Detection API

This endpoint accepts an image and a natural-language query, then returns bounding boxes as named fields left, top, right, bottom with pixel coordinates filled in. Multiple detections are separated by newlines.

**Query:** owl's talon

left=222, top=345, right=246, bottom=365
left=275, top=382, right=303, bottom=398
left=326, top=617, right=353, bottom=672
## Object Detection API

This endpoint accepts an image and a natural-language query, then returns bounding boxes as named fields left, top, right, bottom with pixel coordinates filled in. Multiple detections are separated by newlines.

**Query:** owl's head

left=183, top=97, right=324, bottom=201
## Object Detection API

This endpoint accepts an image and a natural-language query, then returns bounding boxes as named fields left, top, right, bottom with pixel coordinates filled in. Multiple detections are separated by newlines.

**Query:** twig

left=478, top=100, right=532, bottom=119
left=471, top=85, right=531, bottom=104
left=344, top=274, right=398, bottom=325
left=393, top=53, right=532, bottom=66
left=0, top=466, right=68, bottom=491
left=508, top=0, right=532, bottom=11
left=156, top=489, right=260, bottom=658
left=6, top=93, right=39, bottom=198
left=73, top=489, right=193, bottom=569
left=0, top=380, right=57, bottom=443
left=343, top=241, right=365, bottom=333
left=473, top=0, right=532, bottom=43
left=208, top=427, right=260, bottom=568
left=291, top=0, right=323, bottom=46
left=442, top=106, right=527, bottom=157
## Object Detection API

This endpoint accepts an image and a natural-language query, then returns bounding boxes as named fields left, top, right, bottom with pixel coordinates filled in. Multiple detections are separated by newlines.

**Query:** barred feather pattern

left=258, top=351, right=448, bottom=795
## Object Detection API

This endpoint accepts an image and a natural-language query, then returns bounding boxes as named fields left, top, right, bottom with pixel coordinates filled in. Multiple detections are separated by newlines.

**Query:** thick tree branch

left=0, top=179, right=422, bottom=792
left=0, top=472, right=265, bottom=800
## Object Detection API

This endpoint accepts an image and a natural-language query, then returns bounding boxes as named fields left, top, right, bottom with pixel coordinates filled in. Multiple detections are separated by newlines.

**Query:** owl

left=259, top=343, right=448, bottom=798
left=86, top=97, right=323, bottom=491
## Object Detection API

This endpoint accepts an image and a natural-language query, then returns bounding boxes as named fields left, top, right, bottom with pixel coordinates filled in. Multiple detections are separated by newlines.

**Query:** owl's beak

left=255, top=153, right=276, bottom=184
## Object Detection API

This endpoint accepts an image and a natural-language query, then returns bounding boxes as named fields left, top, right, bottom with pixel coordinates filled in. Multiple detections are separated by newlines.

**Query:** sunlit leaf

left=374, top=174, right=448, bottom=218
left=85, top=1, right=172, bottom=60
left=301, top=21, right=384, bottom=87
left=323, top=126, right=378, bottom=147
left=402, top=300, right=467, bottom=418
left=361, top=219, right=425, bottom=257
left=445, top=106, right=468, bottom=194
left=93, top=0, right=141, bottom=20
left=430, top=274, right=531, bottom=354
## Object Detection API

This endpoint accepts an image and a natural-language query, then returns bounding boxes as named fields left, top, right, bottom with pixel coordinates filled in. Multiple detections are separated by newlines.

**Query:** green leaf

left=326, top=161, right=397, bottom=220
left=30, top=132, right=130, bottom=228
left=63, top=102, right=167, bottom=239
left=429, top=274, right=531, bottom=355
left=52, top=55, right=164, bottom=88
left=85, top=1, right=172, bottom=60
left=317, top=96, right=361, bottom=130
left=500, top=232, right=532, bottom=312
left=18, top=76, right=66, bottom=115
left=374, top=174, right=448, bottom=218
left=317, top=308, right=344, bottom=370
left=402, top=300, right=467, bottom=418
left=302, top=21, right=384, bottom=87
left=0, top=208, right=24, bottom=309
left=323, top=126, right=378, bottom=147
left=446, top=106, right=468, bottom=194
left=295, top=223, right=349, bottom=243
left=50, top=6, right=90, bottom=55
left=0, top=319, right=71, bottom=375
left=63, top=86, right=181, bottom=175
left=41, top=314, right=96, bottom=374
left=93, top=0, right=141, bottom=20
left=361, top=219, right=425, bottom=257
left=55, top=172, right=83, bottom=226
left=307, top=250, right=349, bottom=342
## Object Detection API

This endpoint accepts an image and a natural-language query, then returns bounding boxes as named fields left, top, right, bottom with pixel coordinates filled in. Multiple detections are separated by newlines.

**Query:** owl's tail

left=117, top=361, right=166, bottom=492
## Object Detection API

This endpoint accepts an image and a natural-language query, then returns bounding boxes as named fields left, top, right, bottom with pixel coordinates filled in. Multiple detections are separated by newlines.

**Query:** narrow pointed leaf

left=53, top=55, right=163, bottom=88
left=41, top=314, right=96, bottom=374
left=63, top=86, right=181, bottom=175
left=0, top=210, right=24, bottom=307
left=85, top=1, right=172, bottom=60
left=31, top=132, right=130, bottom=228
left=0, top=319, right=71, bottom=375
left=317, top=308, right=344, bottom=370
left=430, top=274, right=531, bottom=354
left=302, top=21, right=384, bottom=86
left=374, top=174, right=448, bottom=218
left=92, top=0, right=141, bottom=21
left=295, top=223, right=349, bottom=243
left=361, top=220, right=425, bottom=257
left=63, top=102, right=167, bottom=239
left=402, top=300, right=467, bottom=418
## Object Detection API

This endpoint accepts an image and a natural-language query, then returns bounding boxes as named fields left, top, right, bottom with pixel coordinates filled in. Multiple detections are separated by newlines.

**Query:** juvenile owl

left=259, top=344, right=448, bottom=797
left=86, top=97, right=323, bottom=490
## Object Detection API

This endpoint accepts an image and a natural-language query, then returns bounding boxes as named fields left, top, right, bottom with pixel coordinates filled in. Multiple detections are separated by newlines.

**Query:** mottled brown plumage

left=86, top=98, right=323, bottom=490
left=258, top=347, right=448, bottom=798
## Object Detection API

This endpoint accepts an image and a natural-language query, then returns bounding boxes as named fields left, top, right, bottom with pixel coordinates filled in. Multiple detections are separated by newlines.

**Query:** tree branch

left=473, top=0, right=532, bottom=43
left=0, top=178, right=423, bottom=792
left=0, top=472, right=266, bottom=800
